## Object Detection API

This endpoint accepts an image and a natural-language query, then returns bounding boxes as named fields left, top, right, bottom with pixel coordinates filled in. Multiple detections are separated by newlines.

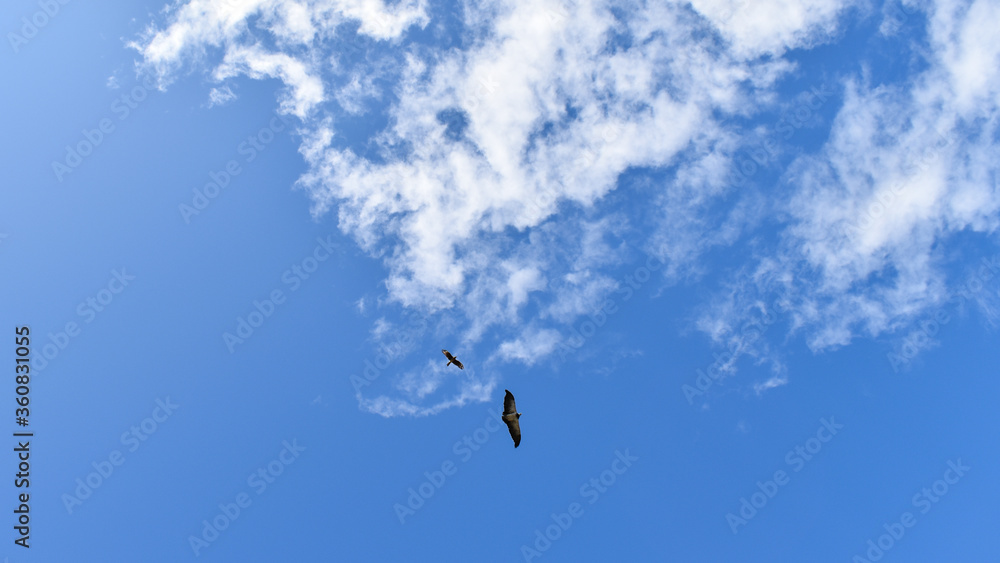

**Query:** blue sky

left=2, top=0, right=999, bottom=561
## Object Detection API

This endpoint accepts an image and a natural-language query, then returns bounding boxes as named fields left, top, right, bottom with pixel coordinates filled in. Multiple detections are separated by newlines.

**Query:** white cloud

left=695, top=0, right=999, bottom=366
left=753, top=374, right=788, bottom=395
left=133, top=0, right=998, bottom=414
left=357, top=375, right=495, bottom=417
left=689, top=0, right=856, bottom=58
left=334, top=72, right=381, bottom=115
left=496, top=327, right=562, bottom=365
left=214, top=44, right=325, bottom=117
left=773, top=2, right=998, bottom=349
left=208, top=85, right=237, bottom=106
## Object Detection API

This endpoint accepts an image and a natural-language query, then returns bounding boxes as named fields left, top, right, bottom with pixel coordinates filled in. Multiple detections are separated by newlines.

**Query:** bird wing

left=453, top=358, right=464, bottom=369
left=503, top=390, right=517, bottom=414
left=506, top=416, right=521, bottom=448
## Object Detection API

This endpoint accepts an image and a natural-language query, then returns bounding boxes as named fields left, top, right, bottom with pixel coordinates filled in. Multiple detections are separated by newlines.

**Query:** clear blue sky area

left=2, top=0, right=999, bottom=561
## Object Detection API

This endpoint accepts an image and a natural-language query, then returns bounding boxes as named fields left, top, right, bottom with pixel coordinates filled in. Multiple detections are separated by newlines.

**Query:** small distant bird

left=442, top=349, right=464, bottom=370
left=502, top=389, right=522, bottom=448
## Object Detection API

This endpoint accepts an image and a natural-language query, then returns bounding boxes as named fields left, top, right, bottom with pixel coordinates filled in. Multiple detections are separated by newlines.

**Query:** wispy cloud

left=133, top=0, right=999, bottom=414
left=753, top=374, right=788, bottom=395
left=729, top=0, right=999, bottom=350
left=207, top=85, right=236, bottom=107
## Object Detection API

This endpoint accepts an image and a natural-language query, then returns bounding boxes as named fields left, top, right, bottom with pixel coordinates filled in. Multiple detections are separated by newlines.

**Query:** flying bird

left=442, top=349, right=464, bottom=370
left=502, top=389, right=522, bottom=448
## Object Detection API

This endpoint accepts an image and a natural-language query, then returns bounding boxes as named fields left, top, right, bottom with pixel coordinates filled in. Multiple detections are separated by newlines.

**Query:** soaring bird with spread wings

left=502, top=390, right=522, bottom=448
left=442, top=349, right=464, bottom=370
